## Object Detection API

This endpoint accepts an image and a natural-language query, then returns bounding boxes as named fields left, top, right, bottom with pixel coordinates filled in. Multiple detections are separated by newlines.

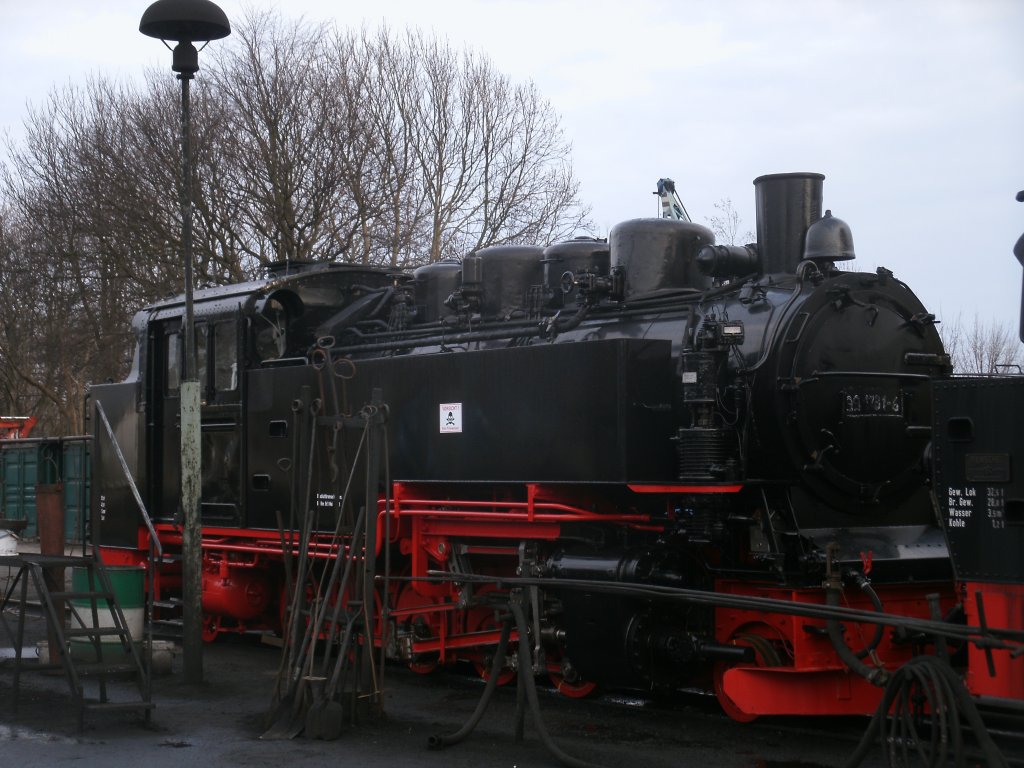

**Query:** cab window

left=196, top=323, right=208, bottom=390
left=213, top=320, right=238, bottom=392
left=165, top=331, right=180, bottom=394
left=255, top=298, right=288, bottom=361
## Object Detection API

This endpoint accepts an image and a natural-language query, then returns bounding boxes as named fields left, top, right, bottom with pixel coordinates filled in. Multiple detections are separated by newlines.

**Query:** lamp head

left=139, top=0, right=230, bottom=43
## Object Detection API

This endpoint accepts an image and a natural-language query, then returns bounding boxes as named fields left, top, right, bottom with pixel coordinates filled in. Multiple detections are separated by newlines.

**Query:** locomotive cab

left=91, top=263, right=396, bottom=544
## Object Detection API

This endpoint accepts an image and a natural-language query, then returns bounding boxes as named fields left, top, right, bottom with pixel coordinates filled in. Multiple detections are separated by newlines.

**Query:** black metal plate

left=348, top=338, right=674, bottom=483
left=932, top=377, right=1024, bottom=583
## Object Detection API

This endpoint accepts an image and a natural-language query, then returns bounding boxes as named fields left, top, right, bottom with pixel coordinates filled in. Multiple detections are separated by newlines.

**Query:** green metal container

left=0, top=440, right=60, bottom=537
left=0, top=439, right=90, bottom=541
left=62, top=440, right=90, bottom=543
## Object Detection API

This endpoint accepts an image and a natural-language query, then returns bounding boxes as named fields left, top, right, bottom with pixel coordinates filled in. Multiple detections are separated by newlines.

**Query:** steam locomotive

left=89, top=172, right=960, bottom=719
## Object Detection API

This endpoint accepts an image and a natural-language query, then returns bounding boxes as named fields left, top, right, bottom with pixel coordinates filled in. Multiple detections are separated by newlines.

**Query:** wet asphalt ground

left=4, top=549, right=1022, bottom=768
left=0, top=598, right=892, bottom=768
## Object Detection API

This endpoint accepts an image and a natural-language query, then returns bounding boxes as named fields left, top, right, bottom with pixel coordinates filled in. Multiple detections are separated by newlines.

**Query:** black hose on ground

left=427, top=615, right=512, bottom=749
left=509, top=600, right=607, bottom=768
left=428, top=600, right=607, bottom=768
left=843, top=655, right=1008, bottom=768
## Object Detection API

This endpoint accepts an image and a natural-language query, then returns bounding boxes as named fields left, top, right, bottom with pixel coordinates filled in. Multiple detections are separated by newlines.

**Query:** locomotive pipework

left=88, top=172, right=964, bottom=720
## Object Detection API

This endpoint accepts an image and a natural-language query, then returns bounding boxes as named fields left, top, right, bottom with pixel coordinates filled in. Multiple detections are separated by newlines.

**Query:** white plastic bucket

left=0, top=530, right=18, bottom=556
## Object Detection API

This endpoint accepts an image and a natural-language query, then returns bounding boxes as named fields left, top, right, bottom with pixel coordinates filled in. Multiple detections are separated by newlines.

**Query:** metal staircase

left=150, top=547, right=185, bottom=641
left=0, top=553, right=153, bottom=730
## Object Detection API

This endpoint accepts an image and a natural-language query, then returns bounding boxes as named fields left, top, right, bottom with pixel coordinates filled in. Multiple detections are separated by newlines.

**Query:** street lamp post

left=140, top=0, right=230, bottom=685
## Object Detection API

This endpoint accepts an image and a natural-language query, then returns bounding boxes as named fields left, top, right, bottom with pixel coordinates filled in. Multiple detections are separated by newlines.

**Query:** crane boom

left=655, top=177, right=691, bottom=223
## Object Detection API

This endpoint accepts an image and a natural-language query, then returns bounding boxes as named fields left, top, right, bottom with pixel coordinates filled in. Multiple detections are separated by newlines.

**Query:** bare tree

left=402, top=31, right=587, bottom=262
left=706, top=198, right=753, bottom=246
left=0, top=79, right=164, bottom=433
left=939, top=314, right=1023, bottom=374
left=204, top=12, right=363, bottom=267
left=333, top=27, right=422, bottom=267
left=201, top=19, right=590, bottom=268
left=0, top=12, right=591, bottom=433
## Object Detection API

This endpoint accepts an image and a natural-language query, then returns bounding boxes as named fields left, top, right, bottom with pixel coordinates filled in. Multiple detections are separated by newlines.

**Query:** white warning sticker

left=439, top=402, right=462, bottom=433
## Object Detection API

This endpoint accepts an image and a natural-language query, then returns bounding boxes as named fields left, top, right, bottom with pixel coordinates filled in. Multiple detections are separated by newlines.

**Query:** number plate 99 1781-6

left=841, top=389, right=904, bottom=417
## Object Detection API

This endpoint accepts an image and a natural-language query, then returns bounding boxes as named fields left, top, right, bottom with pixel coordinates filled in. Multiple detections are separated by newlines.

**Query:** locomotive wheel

left=548, top=671, right=598, bottom=700
left=547, top=656, right=598, bottom=699
left=472, top=654, right=516, bottom=686
left=393, top=583, right=442, bottom=674
left=713, top=631, right=785, bottom=722
left=468, top=588, right=516, bottom=686
left=549, top=675, right=597, bottom=699
left=407, top=656, right=440, bottom=675
left=202, top=615, right=221, bottom=643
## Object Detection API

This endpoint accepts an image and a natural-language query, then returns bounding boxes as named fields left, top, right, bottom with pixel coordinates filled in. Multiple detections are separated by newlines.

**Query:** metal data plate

left=931, top=377, right=1024, bottom=583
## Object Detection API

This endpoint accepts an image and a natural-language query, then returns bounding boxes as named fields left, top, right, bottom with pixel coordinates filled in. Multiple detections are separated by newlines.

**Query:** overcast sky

left=2, top=0, right=1022, bottom=337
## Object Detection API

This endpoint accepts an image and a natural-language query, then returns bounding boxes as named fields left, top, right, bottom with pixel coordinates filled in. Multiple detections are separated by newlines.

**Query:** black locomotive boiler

left=90, top=172, right=956, bottom=719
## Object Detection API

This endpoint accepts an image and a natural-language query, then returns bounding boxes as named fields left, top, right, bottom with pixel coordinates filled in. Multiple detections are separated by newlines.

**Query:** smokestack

left=753, top=172, right=825, bottom=275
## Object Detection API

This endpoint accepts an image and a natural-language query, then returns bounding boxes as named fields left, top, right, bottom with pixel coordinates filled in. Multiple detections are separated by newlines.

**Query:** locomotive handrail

left=800, top=370, right=933, bottom=382
left=326, top=302, right=707, bottom=356
left=93, top=400, right=162, bottom=559
left=383, top=496, right=652, bottom=526
left=156, top=530, right=357, bottom=560
left=387, top=497, right=645, bottom=514
left=386, top=507, right=651, bottom=523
